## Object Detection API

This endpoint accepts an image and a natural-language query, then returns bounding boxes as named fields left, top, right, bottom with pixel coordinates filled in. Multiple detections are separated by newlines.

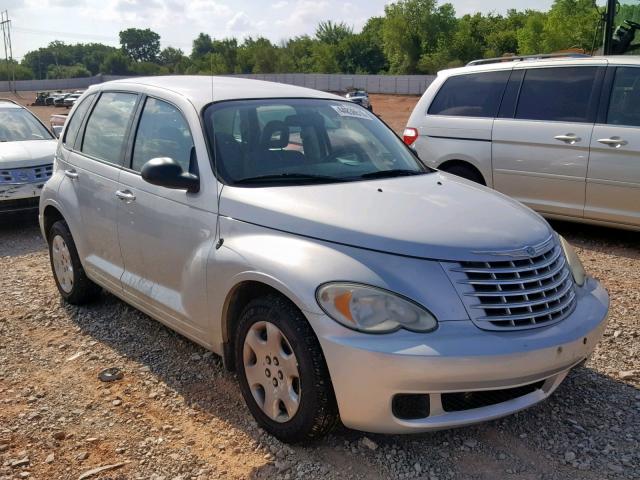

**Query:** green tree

left=542, top=0, right=600, bottom=52
left=100, top=51, right=130, bottom=75
left=315, top=20, right=353, bottom=45
left=119, top=28, right=161, bottom=62
left=192, top=33, right=214, bottom=59
left=0, top=60, right=34, bottom=80
left=518, top=11, right=547, bottom=54
left=47, top=64, right=91, bottom=79
left=159, top=47, right=190, bottom=73
left=383, top=0, right=457, bottom=74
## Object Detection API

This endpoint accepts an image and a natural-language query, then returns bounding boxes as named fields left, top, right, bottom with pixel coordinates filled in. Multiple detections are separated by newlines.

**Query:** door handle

left=64, top=169, right=78, bottom=179
left=597, top=137, right=627, bottom=148
left=554, top=134, right=580, bottom=144
left=115, top=190, right=136, bottom=203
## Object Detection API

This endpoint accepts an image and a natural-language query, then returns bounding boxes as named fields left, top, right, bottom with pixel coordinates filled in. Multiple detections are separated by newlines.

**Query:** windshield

left=0, top=108, right=53, bottom=142
left=204, top=99, right=427, bottom=186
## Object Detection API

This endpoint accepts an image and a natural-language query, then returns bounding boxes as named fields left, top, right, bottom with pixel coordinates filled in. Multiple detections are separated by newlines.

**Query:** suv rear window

left=81, top=92, right=138, bottom=165
left=428, top=71, right=510, bottom=118
left=515, top=67, right=599, bottom=123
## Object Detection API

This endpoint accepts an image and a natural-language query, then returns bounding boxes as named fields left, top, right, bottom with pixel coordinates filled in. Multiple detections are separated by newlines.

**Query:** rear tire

left=441, top=164, right=485, bottom=185
left=47, top=220, right=101, bottom=305
left=235, top=294, right=338, bottom=443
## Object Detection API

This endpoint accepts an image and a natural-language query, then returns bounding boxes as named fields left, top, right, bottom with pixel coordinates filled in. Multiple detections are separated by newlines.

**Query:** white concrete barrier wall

left=1, top=73, right=435, bottom=96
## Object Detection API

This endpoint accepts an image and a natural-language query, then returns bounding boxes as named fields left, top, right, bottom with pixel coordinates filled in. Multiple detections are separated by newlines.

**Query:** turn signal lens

left=559, top=236, right=587, bottom=287
left=403, top=128, right=419, bottom=146
left=316, top=283, right=438, bottom=333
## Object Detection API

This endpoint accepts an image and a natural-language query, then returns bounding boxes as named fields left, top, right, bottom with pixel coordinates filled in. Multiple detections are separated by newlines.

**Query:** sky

left=3, top=0, right=557, bottom=60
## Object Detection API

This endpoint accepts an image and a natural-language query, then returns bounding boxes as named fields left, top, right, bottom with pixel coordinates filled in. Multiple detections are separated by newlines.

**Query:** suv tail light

left=403, top=128, right=418, bottom=146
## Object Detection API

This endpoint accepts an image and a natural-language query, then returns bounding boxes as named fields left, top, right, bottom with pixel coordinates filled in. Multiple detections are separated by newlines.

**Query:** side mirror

left=141, top=157, right=200, bottom=193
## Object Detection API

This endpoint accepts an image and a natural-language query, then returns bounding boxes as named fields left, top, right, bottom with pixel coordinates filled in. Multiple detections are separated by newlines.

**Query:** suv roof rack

left=467, top=53, right=591, bottom=67
left=0, top=98, right=22, bottom=106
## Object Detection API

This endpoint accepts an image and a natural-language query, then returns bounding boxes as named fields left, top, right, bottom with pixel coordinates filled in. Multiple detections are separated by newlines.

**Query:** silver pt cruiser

left=39, top=76, right=609, bottom=443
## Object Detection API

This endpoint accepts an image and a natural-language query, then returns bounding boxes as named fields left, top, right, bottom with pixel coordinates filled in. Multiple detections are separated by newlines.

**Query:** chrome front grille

left=0, top=164, right=53, bottom=184
left=445, top=241, right=576, bottom=331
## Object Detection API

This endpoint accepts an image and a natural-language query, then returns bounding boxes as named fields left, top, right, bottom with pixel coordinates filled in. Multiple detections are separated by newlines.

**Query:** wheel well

left=438, top=160, right=486, bottom=185
left=222, top=281, right=293, bottom=372
left=43, top=206, right=65, bottom=240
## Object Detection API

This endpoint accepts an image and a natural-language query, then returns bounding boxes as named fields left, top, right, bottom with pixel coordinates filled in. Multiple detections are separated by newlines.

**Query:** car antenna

left=211, top=56, right=224, bottom=250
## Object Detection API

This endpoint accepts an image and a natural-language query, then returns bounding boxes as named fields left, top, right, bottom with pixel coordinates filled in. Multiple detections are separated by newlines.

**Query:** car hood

left=220, top=172, right=553, bottom=262
left=0, top=140, right=57, bottom=169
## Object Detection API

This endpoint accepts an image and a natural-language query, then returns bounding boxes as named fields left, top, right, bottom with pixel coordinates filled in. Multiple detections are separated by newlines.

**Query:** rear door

left=61, top=91, right=139, bottom=292
left=492, top=63, right=605, bottom=217
left=586, top=65, right=640, bottom=227
left=116, top=95, right=216, bottom=337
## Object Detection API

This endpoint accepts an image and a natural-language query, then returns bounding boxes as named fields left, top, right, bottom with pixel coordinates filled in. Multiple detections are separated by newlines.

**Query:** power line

left=1, top=10, right=15, bottom=91
left=12, top=26, right=119, bottom=43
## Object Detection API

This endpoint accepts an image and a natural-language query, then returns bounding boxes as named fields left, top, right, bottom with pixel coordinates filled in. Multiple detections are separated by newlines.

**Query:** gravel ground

left=0, top=214, right=638, bottom=480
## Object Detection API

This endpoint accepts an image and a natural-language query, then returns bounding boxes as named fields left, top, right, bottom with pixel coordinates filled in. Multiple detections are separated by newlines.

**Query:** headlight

left=316, top=283, right=438, bottom=333
left=559, top=236, right=586, bottom=287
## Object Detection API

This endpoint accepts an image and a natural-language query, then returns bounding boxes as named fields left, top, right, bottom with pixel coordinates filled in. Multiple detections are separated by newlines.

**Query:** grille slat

left=445, top=242, right=577, bottom=331
left=457, top=258, right=566, bottom=286
left=453, top=247, right=562, bottom=274
left=471, top=279, right=574, bottom=310
left=0, top=163, right=53, bottom=185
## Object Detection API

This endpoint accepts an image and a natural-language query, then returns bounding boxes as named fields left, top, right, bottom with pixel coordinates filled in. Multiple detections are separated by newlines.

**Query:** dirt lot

left=1, top=91, right=639, bottom=480
left=3, top=91, right=419, bottom=135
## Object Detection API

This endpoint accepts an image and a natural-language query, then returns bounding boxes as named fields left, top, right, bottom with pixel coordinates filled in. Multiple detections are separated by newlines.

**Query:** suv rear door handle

left=597, top=137, right=628, bottom=148
left=64, top=169, right=78, bottom=179
left=554, top=134, right=580, bottom=144
left=115, top=190, right=136, bottom=203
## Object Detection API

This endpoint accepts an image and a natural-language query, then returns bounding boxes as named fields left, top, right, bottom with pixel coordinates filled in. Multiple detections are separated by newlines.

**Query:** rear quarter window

left=428, top=70, right=510, bottom=118
left=515, top=67, right=600, bottom=123
left=63, top=93, right=95, bottom=149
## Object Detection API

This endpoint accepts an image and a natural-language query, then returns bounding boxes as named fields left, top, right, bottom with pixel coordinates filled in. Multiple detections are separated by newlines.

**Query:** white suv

left=405, top=56, right=640, bottom=231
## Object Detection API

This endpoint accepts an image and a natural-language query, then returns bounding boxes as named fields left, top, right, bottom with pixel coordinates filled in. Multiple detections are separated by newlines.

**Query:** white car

left=0, top=99, right=57, bottom=213
left=405, top=55, right=640, bottom=231
left=39, top=77, right=608, bottom=442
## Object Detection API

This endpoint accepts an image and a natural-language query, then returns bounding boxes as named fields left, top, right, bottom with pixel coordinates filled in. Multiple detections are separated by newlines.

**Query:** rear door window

left=63, top=93, right=95, bottom=149
left=428, top=70, right=510, bottom=118
left=606, top=67, right=640, bottom=127
left=81, top=92, right=138, bottom=165
left=515, top=67, right=600, bottom=123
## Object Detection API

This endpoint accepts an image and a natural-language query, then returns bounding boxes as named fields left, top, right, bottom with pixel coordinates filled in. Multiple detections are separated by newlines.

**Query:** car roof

left=93, top=75, right=345, bottom=110
left=438, top=55, right=640, bottom=77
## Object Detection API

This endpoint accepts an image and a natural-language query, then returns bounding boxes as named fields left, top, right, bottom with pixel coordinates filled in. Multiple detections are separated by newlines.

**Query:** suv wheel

left=48, top=220, right=101, bottom=304
left=235, top=294, right=338, bottom=443
left=441, top=164, right=485, bottom=185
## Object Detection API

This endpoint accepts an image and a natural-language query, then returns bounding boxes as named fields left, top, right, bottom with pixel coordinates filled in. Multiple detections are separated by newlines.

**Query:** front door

left=586, top=66, right=640, bottom=227
left=492, top=65, right=604, bottom=218
left=116, top=96, right=216, bottom=337
left=63, top=91, right=139, bottom=292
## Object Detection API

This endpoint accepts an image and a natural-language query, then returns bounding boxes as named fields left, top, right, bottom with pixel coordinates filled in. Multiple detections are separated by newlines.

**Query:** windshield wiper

left=360, top=169, right=424, bottom=179
left=234, top=173, right=347, bottom=185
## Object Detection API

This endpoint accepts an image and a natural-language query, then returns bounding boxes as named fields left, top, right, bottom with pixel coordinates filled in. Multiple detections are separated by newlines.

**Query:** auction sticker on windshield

left=331, top=104, right=373, bottom=120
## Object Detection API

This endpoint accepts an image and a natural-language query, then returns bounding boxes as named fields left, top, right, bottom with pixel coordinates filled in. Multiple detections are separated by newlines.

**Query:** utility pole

left=0, top=10, right=15, bottom=91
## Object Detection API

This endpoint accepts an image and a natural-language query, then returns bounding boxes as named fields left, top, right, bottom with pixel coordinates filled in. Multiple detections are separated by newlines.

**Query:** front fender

left=206, top=217, right=469, bottom=350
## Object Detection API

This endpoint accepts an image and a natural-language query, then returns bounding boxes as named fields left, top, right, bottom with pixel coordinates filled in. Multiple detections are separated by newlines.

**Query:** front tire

left=47, top=220, right=101, bottom=304
left=235, top=294, right=338, bottom=443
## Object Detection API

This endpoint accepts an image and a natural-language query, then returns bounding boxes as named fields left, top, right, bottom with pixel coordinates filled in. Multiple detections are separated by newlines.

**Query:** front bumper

left=307, top=277, right=609, bottom=433
left=0, top=182, right=45, bottom=212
